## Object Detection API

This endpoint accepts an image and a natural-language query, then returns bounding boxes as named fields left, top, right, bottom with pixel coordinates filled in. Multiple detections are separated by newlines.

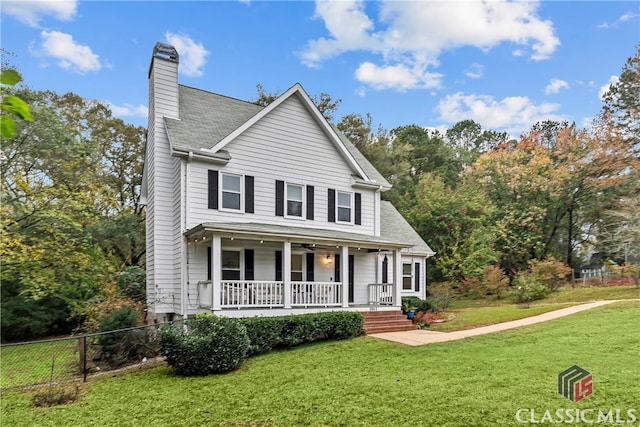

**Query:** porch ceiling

left=185, top=222, right=412, bottom=250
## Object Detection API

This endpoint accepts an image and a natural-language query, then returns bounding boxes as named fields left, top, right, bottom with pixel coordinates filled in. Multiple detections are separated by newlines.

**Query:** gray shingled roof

left=165, top=84, right=390, bottom=188
left=380, top=201, right=435, bottom=256
left=166, top=85, right=262, bottom=152
left=185, top=202, right=432, bottom=256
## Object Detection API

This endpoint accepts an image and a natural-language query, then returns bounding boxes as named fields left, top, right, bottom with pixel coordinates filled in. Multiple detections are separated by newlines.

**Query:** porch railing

left=368, top=283, right=394, bottom=306
left=221, top=281, right=283, bottom=308
left=201, top=281, right=344, bottom=309
left=291, top=282, right=342, bottom=307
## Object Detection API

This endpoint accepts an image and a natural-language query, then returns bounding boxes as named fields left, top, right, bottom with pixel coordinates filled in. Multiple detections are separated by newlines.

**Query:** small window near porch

left=291, top=254, right=303, bottom=281
left=402, top=263, right=412, bottom=290
left=222, top=250, right=241, bottom=280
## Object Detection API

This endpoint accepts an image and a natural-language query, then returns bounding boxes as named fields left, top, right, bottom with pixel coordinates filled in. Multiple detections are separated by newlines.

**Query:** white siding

left=186, top=95, right=377, bottom=236
left=147, top=55, right=181, bottom=314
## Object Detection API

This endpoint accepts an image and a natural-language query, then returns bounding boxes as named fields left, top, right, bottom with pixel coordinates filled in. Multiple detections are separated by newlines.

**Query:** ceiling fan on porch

left=300, top=243, right=317, bottom=251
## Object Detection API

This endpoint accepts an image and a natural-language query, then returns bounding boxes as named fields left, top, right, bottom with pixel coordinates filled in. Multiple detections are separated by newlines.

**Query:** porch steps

left=360, top=310, right=417, bottom=334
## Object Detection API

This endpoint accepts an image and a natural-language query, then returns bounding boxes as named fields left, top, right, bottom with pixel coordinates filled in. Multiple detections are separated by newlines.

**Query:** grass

left=448, top=284, right=640, bottom=309
left=0, top=338, right=79, bottom=389
left=1, top=301, right=638, bottom=427
left=426, top=303, right=578, bottom=332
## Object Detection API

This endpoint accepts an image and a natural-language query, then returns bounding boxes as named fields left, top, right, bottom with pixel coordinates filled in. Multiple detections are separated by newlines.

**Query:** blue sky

left=1, top=1, right=638, bottom=137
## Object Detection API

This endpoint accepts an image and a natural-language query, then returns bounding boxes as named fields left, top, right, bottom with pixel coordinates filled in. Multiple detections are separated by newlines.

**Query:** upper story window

left=276, top=180, right=314, bottom=220
left=337, top=191, right=352, bottom=223
left=221, top=173, right=242, bottom=210
left=287, top=184, right=303, bottom=217
left=328, top=189, right=361, bottom=225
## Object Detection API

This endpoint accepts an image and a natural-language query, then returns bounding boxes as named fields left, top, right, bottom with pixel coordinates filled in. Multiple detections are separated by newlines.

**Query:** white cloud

left=108, top=103, right=148, bottom=118
left=1, top=0, right=77, bottom=27
left=436, top=92, right=563, bottom=136
left=164, top=32, right=209, bottom=77
left=355, top=61, right=443, bottom=91
left=38, top=31, right=101, bottom=73
left=619, top=12, right=639, bottom=22
left=599, top=75, right=619, bottom=100
left=301, top=0, right=559, bottom=91
left=545, top=78, right=569, bottom=94
left=465, top=63, right=483, bottom=79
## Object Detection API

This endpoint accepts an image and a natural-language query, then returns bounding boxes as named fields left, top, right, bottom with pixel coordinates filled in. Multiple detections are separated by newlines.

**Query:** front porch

left=197, top=280, right=395, bottom=310
left=183, top=225, right=413, bottom=316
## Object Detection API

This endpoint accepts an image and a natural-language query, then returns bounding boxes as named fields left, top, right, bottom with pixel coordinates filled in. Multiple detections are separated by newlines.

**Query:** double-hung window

left=402, top=263, right=413, bottom=290
left=221, top=174, right=241, bottom=210
left=287, top=184, right=303, bottom=217
left=337, top=191, right=352, bottom=223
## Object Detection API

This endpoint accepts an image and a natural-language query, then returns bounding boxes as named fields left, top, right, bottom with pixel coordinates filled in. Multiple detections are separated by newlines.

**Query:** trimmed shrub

left=239, top=312, right=364, bottom=356
left=159, top=314, right=249, bottom=376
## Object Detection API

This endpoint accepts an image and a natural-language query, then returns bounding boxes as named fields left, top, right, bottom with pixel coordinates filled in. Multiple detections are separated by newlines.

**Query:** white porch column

left=393, top=249, right=402, bottom=307
left=212, top=235, right=221, bottom=310
left=341, top=245, right=349, bottom=307
left=283, top=241, right=292, bottom=309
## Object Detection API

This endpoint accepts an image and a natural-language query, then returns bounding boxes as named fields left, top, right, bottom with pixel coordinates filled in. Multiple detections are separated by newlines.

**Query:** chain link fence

left=0, top=323, right=171, bottom=390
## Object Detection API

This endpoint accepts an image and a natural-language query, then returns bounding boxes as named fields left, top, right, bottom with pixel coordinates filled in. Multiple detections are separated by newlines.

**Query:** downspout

left=181, top=152, right=193, bottom=318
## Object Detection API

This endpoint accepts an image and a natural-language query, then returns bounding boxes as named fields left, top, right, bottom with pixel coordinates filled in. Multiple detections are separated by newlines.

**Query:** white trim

left=336, top=190, right=354, bottom=224
left=207, top=83, right=371, bottom=181
left=220, top=172, right=243, bottom=212
left=285, top=182, right=305, bottom=219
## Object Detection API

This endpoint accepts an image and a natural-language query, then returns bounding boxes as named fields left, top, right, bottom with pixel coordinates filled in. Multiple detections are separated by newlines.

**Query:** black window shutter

left=275, top=251, right=282, bottom=281
left=245, top=249, right=254, bottom=280
left=382, top=255, right=388, bottom=284
left=415, top=262, right=421, bottom=292
left=208, top=170, right=219, bottom=209
left=334, top=253, right=340, bottom=282
left=328, top=188, right=335, bottom=222
left=275, top=180, right=284, bottom=216
left=306, top=252, right=314, bottom=281
left=207, top=246, right=212, bottom=281
left=355, top=193, right=362, bottom=225
left=306, top=185, right=314, bottom=220
left=245, top=176, right=254, bottom=213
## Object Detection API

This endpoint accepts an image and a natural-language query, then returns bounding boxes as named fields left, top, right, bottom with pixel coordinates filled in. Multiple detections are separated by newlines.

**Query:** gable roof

left=163, top=83, right=391, bottom=189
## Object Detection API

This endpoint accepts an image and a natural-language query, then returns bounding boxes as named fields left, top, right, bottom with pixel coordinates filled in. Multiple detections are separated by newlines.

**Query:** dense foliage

left=1, top=85, right=146, bottom=340
left=239, top=311, right=364, bottom=356
left=159, top=314, right=250, bottom=376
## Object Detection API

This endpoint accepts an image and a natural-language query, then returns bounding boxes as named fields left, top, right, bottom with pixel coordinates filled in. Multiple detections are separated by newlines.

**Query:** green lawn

left=0, top=338, right=80, bottom=389
left=427, top=303, right=578, bottom=332
left=448, top=284, right=640, bottom=309
left=2, top=301, right=638, bottom=427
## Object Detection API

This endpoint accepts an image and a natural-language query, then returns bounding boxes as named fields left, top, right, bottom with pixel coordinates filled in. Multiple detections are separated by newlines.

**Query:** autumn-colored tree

left=405, top=173, right=497, bottom=283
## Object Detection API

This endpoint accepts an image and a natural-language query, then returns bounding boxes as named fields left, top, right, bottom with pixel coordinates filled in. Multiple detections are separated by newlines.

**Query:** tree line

left=1, top=46, right=638, bottom=341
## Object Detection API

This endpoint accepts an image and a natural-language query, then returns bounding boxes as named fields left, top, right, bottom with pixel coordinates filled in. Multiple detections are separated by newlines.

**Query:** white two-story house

left=142, top=43, right=434, bottom=322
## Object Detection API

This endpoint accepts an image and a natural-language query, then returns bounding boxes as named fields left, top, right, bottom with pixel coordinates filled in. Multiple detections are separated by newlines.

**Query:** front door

left=335, top=254, right=356, bottom=303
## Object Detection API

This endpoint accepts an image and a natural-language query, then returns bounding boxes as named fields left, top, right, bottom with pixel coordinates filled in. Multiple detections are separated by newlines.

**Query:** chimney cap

left=153, top=42, right=179, bottom=63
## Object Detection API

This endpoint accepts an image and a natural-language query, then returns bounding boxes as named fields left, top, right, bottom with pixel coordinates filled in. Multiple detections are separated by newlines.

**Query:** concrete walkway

left=369, top=300, right=629, bottom=346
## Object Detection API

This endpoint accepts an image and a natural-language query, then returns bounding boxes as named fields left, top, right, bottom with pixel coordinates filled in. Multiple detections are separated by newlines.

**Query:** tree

left=405, top=173, right=497, bottom=283
left=1, top=87, right=146, bottom=338
left=445, top=119, right=508, bottom=166
left=0, top=69, right=33, bottom=139
left=601, top=45, right=640, bottom=158
left=253, top=83, right=342, bottom=122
